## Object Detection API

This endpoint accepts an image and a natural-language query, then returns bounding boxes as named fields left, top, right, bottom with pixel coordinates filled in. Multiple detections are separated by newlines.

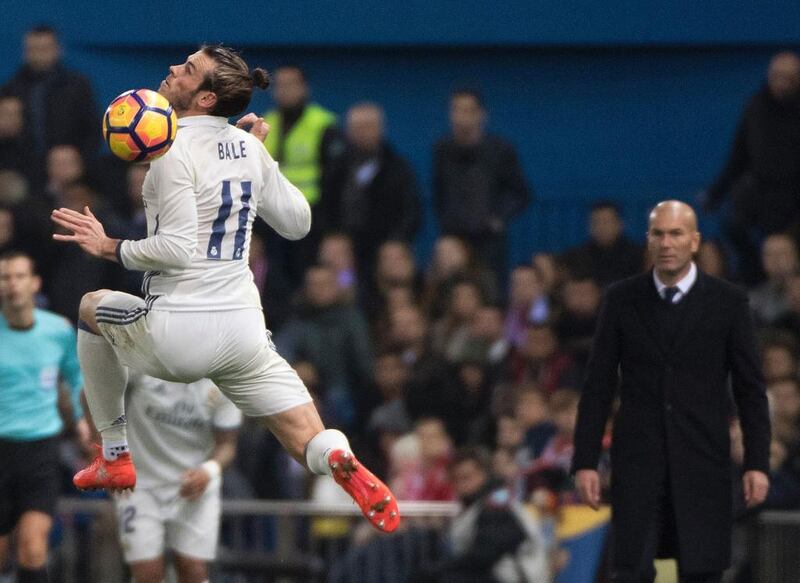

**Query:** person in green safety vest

left=261, top=65, right=345, bottom=285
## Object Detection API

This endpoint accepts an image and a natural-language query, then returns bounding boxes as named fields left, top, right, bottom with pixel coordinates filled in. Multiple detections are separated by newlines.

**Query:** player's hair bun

left=251, top=68, right=270, bottom=90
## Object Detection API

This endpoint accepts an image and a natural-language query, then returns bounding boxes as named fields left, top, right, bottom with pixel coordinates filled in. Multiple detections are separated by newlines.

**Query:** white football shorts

left=95, top=291, right=312, bottom=416
left=114, top=479, right=221, bottom=563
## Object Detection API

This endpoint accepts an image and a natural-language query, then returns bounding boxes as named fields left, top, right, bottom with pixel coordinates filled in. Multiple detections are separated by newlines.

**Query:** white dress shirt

left=653, top=262, right=697, bottom=303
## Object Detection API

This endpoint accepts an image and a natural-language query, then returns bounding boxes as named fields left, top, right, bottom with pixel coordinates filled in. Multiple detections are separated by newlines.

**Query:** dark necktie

left=663, top=286, right=679, bottom=304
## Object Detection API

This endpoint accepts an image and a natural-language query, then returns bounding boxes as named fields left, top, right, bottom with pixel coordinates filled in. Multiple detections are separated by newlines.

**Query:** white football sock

left=305, top=429, right=351, bottom=475
left=77, top=329, right=130, bottom=460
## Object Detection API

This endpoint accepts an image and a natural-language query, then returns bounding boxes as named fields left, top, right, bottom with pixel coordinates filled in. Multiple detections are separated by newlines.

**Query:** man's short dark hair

left=275, top=64, right=308, bottom=83
left=28, top=25, right=58, bottom=37
left=591, top=200, right=622, bottom=216
left=450, top=87, right=485, bottom=110
left=0, top=250, right=37, bottom=275
left=450, top=446, right=491, bottom=472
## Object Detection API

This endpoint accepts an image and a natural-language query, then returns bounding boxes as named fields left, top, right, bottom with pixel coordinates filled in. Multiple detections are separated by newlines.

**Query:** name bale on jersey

left=218, top=140, right=248, bottom=160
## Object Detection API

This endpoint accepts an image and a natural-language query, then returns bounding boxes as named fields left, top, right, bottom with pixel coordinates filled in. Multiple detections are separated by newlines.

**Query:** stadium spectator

left=0, top=95, right=36, bottom=186
left=749, top=233, right=799, bottom=325
left=275, top=265, right=373, bottom=431
left=317, top=232, right=358, bottom=304
left=761, top=333, right=799, bottom=384
left=554, top=276, right=602, bottom=366
left=0, top=251, right=90, bottom=583
left=113, top=374, right=241, bottom=583
left=772, top=273, right=800, bottom=340
left=323, top=102, right=421, bottom=277
left=513, top=385, right=556, bottom=462
left=0, top=189, right=52, bottom=283
left=560, top=201, right=644, bottom=286
left=0, top=169, right=29, bottom=207
left=43, top=144, right=85, bottom=206
left=453, top=359, right=495, bottom=445
left=0, top=206, right=12, bottom=253
left=495, top=415, right=526, bottom=462
left=464, top=306, right=512, bottom=385
left=767, top=378, right=800, bottom=446
left=248, top=230, right=292, bottom=332
left=431, top=277, right=485, bottom=363
left=423, top=235, right=498, bottom=320
left=433, top=88, right=531, bottom=290
left=367, top=351, right=412, bottom=435
left=704, top=51, right=800, bottom=284
left=364, top=351, right=413, bottom=478
left=415, top=446, right=548, bottom=583
left=492, top=447, right=523, bottom=493
left=261, top=65, right=344, bottom=285
left=525, top=388, right=581, bottom=500
left=390, top=417, right=454, bottom=502
left=573, top=201, right=770, bottom=583
left=45, top=179, right=125, bottom=322
left=389, top=305, right=460, bottom=433
left=512, top=323, right=581, bottom=398
left=2, top=26, right=99, bottom=179
left=503, top=264, right=550, bottom=350
left=117, top=163, right=149, bottom=297
left=365, top=239, right=422, bottom=323
left=532, top=252, right=560, bottom=296
left=696, top=239, right=732, bottom=281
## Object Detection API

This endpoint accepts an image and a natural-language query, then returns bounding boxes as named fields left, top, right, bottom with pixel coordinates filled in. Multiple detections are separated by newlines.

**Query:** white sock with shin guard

left=77, top=328, right=130, bottom=461
left=305, top=429, right=351, bottom=475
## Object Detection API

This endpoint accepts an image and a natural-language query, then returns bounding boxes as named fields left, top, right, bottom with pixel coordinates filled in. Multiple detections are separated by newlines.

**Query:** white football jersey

left=118, top=115, right=311, bottom=311
left=124, top=373, right=242, bottom=489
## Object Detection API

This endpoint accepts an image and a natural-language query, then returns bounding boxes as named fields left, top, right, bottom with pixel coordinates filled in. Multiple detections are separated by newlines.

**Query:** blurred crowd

left=2, top=25, right=800, bottom=580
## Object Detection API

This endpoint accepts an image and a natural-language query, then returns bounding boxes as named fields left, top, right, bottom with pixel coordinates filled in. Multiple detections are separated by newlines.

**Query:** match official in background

left=571, top=201, right=771, bottom=583
left=0, top=251, right=89, bottom=583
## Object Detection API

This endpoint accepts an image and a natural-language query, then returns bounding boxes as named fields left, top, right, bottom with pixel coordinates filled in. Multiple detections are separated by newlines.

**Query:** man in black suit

left=571, top=200, right=770, bottom=583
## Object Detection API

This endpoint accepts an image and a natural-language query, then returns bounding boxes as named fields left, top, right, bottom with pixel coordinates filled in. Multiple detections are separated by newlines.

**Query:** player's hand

left=743, top=470, right=769, bottom=508
left=575, top=469, right=601, bottom=510
left=51, top=207, right=116, bottom=259
left=236, top=113, right=270, bottom=141
left=180, top=467, right=211, bottom=501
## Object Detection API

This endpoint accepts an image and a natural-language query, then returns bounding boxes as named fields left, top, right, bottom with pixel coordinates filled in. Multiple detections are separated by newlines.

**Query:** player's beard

left=171, top=92, right=193, bottom=115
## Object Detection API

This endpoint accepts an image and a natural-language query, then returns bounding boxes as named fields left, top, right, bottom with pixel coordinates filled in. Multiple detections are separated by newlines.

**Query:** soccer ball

left=102, top=89, right=177, bottom=162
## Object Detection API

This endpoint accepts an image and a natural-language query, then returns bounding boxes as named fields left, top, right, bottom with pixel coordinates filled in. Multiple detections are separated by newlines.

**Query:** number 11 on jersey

left=207, top=180, right=252, bottom=260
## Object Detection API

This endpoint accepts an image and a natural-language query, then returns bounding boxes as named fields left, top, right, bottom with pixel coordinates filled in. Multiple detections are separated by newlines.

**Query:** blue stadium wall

left=3, top=1, right=799, bottom=266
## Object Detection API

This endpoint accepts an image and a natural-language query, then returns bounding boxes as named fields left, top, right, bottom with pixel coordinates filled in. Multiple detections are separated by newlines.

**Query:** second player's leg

left=129, top=558, right=165, bottom=583
left=173, top=553, right=209, bottom=583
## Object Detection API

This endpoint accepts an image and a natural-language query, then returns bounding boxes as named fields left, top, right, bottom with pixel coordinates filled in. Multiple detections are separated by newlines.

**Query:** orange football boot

left=73, top=445, right=136, bottom=492
left=328, top=449, right=400, bottom=532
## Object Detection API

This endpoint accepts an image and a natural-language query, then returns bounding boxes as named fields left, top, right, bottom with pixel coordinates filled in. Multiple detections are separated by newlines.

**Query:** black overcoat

left=572, top=271, right=770, bottom=573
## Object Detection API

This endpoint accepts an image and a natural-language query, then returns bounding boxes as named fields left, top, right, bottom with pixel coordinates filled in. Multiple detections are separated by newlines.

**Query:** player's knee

left=79, top=289, right=110, bottom=327
left=16, top=535, right=48, bottom=569
left=175, top=555, right=208, bottom=583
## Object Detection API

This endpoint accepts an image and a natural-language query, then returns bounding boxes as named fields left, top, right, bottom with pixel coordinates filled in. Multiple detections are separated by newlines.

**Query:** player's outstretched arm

left=51, top=206, right=120, bottom=262
left=255, top=149, right=312, bottom=240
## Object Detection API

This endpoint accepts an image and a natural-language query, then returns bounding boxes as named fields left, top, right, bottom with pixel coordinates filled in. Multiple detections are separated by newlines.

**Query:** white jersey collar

left=177, top=115, right=229, bottom=128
